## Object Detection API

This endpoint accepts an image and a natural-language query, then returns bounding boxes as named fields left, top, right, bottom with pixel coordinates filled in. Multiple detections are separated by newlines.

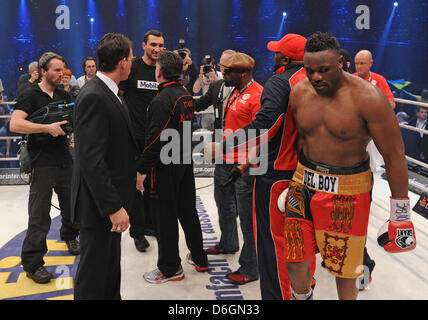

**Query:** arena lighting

left=90, top=17, right=94, bottom=23
left=373, top=0, right=398, bottom=70
left=277, top=11, right=288, bottom=38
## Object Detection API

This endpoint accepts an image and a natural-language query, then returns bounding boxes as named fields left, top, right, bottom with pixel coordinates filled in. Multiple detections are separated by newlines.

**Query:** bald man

left=354, top=50, right=395, bottom=109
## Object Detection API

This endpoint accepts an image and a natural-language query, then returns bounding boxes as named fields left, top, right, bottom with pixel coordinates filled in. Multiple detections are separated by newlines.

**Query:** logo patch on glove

left=395, top=228, right=415, bottom=249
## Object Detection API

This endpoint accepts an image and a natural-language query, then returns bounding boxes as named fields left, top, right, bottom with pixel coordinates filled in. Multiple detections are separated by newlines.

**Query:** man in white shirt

left=76, top=57, right=97, bottom=88
left=72, top=33, right=137, bottom=300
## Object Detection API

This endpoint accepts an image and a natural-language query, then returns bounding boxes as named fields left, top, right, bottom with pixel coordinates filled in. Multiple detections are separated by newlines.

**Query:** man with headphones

left=76, top=57, right=97, bottom=89
left=10, top=52, right=80, bottom=284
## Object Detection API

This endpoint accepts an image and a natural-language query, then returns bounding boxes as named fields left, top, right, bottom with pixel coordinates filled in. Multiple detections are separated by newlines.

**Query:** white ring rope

left=395, top=98, right=428, bottom=108
left=394, top=97, right=428, bottom=170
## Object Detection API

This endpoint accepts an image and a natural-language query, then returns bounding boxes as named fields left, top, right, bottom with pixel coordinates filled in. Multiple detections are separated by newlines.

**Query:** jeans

left=213, top=164, right=258, bottom=279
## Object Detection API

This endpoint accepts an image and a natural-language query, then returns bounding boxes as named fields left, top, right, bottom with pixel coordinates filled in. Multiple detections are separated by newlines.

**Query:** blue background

left=1, top=0, right=427, bottom=99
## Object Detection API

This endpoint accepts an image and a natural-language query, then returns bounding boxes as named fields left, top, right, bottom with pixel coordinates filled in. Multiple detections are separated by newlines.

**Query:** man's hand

left=183, top=54, right=192, bottom=66
left=136, top=172, right=147, bottom=191
left=29, top=70, right=39, bottom=83
left=46, top=120, right=68, bottom=137
left=202, top=142, right=221, bottom=160
left=109, top=207, right=130, bottom=233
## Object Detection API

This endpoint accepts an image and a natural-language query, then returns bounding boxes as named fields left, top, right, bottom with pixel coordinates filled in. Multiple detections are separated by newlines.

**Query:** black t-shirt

left=118, top=57, right=158, bottom=148
left=14, top=83, right=73, bottom=168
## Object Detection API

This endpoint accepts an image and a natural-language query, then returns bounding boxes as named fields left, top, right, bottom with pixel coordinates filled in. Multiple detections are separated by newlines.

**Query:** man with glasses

left=204, top=52, right=263, bottom=285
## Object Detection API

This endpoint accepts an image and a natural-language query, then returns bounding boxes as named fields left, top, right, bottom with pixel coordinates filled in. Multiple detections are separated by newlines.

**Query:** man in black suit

left=72, top=33, right=137, bottom=300
left=194, top=50, right=235, bottom=135
left=403, top=106, right=428, bottom=164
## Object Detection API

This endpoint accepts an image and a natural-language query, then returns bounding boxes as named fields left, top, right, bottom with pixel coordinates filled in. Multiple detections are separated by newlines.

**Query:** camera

left=177, top=38, right=187, bottom=59
left=203, top=65, right=213, bottom=74
left=28, top=101, right=74, bottom=142
left=202, top=55, right=213, bottom=74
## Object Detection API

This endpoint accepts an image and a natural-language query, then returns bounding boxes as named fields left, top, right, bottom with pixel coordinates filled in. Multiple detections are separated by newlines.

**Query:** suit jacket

left=194, top=79, right=227, bottom=131
left=71, top=75, right=138, bottom=229
left=402, top=117, right=427, bottom=163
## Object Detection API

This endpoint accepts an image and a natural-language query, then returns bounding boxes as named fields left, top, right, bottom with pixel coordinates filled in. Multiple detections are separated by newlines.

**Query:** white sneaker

left=143, top=266, right=184, bottom=284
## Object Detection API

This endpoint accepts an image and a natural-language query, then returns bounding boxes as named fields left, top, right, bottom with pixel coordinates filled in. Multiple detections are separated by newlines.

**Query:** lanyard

left=222, top=79, right=254, bottom=128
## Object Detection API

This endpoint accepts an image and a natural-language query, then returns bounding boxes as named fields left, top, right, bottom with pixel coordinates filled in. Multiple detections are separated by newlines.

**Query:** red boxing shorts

left=285, top=153, right=373, bottom=279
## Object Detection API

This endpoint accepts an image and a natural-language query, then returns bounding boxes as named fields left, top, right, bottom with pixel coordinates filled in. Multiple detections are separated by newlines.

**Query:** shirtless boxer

left=284, top=32, right=416, bottom=300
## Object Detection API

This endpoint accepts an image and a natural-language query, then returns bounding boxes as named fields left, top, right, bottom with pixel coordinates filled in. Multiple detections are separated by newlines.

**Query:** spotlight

left=90, top=17, right=94, bottom=23
left=282, top=12, right=287, bottom=17
left=394, top=2, right=398, bottom=7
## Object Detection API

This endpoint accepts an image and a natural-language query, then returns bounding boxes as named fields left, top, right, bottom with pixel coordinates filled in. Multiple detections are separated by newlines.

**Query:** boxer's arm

left=362, top=87, right=416, bottom=253
left=361, top=88, right=408, bottom=198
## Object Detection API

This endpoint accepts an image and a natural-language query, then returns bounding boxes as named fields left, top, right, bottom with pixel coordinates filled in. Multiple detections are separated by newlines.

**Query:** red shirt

left=223, top=81, right=263, bottom=163
left=353, top=71, right=394, bottom=101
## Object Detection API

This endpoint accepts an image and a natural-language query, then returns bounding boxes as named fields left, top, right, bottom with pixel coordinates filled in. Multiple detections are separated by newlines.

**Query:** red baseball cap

left=267, top=33, right=307, bottom=61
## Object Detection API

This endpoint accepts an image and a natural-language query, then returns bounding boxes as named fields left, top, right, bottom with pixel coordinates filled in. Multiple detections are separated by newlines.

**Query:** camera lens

left=178, top=50, right=186, bottom=59
left=203, top=65, right=212, bottom=74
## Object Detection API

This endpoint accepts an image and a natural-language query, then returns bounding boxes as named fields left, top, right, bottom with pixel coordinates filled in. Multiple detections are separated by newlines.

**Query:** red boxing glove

left=377, top=197, right=416, bottom=253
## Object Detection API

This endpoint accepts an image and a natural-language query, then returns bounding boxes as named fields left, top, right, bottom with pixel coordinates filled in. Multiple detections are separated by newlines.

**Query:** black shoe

left=65, top=239, right=80, bottom=255
left=26, top=266, right=53, bottom=284
left=134, top=237, right=150, bottom=252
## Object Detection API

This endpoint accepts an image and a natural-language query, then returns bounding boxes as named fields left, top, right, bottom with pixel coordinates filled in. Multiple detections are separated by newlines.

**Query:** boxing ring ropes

left=1, top=98, right=428, bottom=193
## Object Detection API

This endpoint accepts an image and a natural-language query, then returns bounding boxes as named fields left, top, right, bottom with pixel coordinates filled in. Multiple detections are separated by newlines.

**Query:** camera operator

left=193, top=55, right=223, bottom=131
left=10, top=52, right=80, bottom=284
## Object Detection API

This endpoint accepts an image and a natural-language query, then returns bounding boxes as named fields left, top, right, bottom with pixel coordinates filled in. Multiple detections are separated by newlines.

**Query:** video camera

left=177, top=38, right=187, bottom=59
left=27, top=100, right=74, bottom=142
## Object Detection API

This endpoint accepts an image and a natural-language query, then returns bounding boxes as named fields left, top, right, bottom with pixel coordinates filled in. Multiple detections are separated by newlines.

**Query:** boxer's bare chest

left=295, top=90, right=365, bottom=142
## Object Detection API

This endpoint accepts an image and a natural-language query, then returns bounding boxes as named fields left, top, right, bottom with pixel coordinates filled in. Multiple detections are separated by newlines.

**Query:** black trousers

left=74, top=227, right=121, bottom=300
left=152, top=164, right=207, bottom=277
left=21, top=165, right=79, bottom=273
left=128, top=172, right=157, bottom=239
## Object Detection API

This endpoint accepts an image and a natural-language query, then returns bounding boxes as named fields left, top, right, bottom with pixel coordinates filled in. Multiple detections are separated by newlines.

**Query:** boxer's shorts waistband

left=293, top=154, right=372, bottom=195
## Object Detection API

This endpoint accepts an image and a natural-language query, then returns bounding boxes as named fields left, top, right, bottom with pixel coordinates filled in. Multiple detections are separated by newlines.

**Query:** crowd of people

left=0, top=29, right=423, bottom=300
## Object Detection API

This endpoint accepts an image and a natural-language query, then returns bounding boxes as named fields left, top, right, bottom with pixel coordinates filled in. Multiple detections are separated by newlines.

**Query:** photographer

left=17, top=61, right=39, bottom=98
left=10, top=52, right=79, bottom=284
left=193, top=55, right=222, bottom=95
left=174, top=46, right=198, bottom=93
left=193, top=55, right=222, bottom=131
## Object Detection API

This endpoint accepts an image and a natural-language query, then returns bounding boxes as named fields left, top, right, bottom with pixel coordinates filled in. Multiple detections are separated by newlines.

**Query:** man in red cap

left=204, top=33, right=316, bottom=300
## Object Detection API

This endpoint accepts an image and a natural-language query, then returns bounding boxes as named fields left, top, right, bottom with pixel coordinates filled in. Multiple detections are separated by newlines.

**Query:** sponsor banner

left=194, top=163, right=215, bottom=177
left=0, top=168, right=29, bottom=185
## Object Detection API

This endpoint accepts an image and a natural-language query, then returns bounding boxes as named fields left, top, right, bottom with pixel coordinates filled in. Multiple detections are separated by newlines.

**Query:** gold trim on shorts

left=293, top=162, right=372, bottom=195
